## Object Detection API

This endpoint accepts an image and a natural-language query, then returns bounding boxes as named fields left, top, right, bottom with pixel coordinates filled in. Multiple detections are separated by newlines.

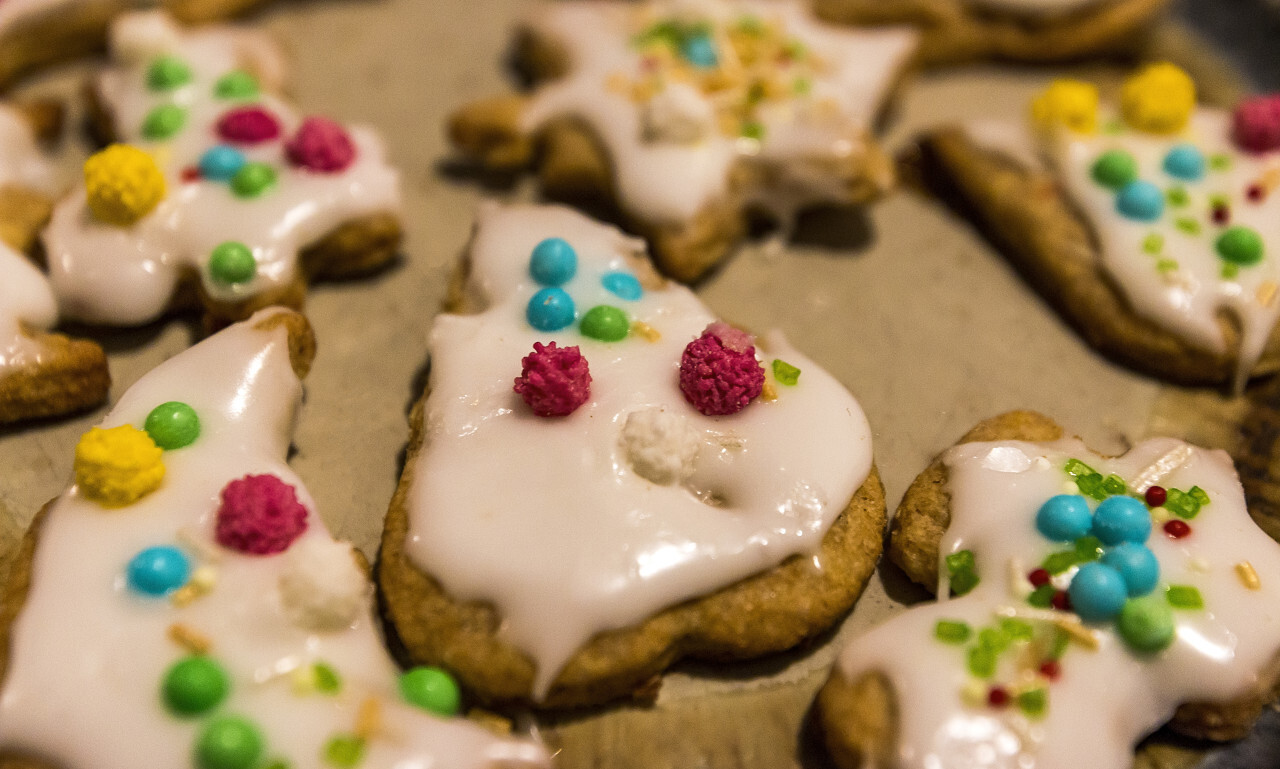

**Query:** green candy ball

left=145, top=401, right=201, bottom=450
left=162, top=655, right=228, bottom=716
left=399, top=666, right=461, bottom=716
left=1117, top=594, right=1175, bottom=653
left=230, top=163, right=277, bottom=198
left=1216, top=226, right=1265, bottom=266
left=209, top=242, right=257, bottom=284
left=1090, top=150, right=1138, bottom=190
left=195, top=716, right=263, bottom=769
left=214, top=70, right=259, bottom=100
left=142, top=104, right=187, bottom=140
left=147, top=56, right=193, bottom=91
left=579, top=305, right=629, bottom=342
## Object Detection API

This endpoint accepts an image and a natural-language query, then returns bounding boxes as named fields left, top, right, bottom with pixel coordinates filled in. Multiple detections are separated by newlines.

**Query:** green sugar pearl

left=215, top=69, right=260, bottom=99
left=1118, top=594, right=1175, bottom=653
left=323, top=735, right=365, bottom=768
left=934, top=620, right=971, bottom=644
left=772, top=359, right=801, bottom=386
left=1166, top=584, right=1204, bottom=610
left=1216, top=226, right=1265, bottom=266
left=147, top=56, right=193, bottom=90
left=231, top=163, right=277, bottom=198
left=1090, top=150, right=1138, bottom=189
left=162, top=656, right=228, bottom=716
left=195, top=716, right=264, bottom=769
left=209, top=242, right=257, bottom=285
left=579, top=305, right=629, bottom=342
left=141, top=104, right=186, bottom=140
left=399, top=666, right=461, bottom=716
left=145, top=401, right=201, bottom=450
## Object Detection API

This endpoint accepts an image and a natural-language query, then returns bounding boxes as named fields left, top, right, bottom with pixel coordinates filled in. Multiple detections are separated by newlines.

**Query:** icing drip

left=519, top=0, right=915, bottom=225
left=408, top=203, right=873, bottom=697
left=0, top=241, right=58, bottom=371
left=834, top=439, right=1280, bottom=769
left=43, top=11, right=400, bottom=326
left=0, top=309, right=551, bottom=769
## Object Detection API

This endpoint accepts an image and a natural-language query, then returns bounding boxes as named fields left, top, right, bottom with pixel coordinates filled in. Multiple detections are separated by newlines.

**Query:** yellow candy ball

left=1030, top=79, right=1099, bottom=135
left=83, top=144, right=166, bottom=226
left=74, top=425, right=165, bottom=507
left=1121, top=63, right=1196, bottom=135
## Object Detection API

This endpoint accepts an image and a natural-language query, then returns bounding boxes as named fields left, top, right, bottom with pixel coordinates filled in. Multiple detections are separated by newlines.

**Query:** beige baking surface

left=0, top=1, right=1266, bottom=767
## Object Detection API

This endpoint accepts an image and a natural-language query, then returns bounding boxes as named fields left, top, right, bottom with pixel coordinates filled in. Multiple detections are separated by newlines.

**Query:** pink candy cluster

left=514, top=342, right=592, bottom=417
left=217, top=106, right=280, bottom=144
left=1234, top=94, right=1280, bottom=153
left=215, top=473, right=309, bottom=555
left=215, top=106, right=357, bottom=173
left=679, top=324, right=764, bottom=416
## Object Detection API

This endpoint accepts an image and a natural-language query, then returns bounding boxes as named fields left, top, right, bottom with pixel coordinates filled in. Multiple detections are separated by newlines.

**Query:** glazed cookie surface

left=378, top=202, right=885, bottom=708
left=0, top=308, right=552, bottom=769
left=819, top=412, right=1280, bottom=769
left=448, top=0, right=915, bottom=282
left=43, top=10, right=402, bottom=328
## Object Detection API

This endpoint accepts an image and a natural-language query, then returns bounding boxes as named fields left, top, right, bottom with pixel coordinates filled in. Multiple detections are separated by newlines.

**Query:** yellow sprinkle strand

left=168, top=623, right=211, bottom=655
left=355, top=697, right=382, bottom=740
left=1236, top=561, right=1262, bottom=590
left=169, top=565, right=217, bottom=607
left=1258, top=282, right=1278, bottom=308
left=1056, top=617, right=1100, bottom=650
left=760, top=381, right=777, bottom=402
left=630, top=321, right=660, bottom=342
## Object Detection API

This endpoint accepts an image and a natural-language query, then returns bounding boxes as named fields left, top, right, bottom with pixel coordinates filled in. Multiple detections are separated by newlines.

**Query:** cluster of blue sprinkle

left=524, top=238, right=646, bottom=335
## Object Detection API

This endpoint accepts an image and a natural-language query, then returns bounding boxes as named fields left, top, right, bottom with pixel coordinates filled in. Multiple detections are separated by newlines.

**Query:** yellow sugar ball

left=1121, top=63, right=1196, bottom=135
left=1030, top=79, right=1099, bottom=135
left=74, top=425, right=166, bottom=507
left=83, top=144, right=166, bottom=226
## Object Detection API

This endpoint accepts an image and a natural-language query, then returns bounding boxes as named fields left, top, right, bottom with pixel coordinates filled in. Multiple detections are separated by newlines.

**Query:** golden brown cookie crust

left=817, top=411, right=1280, bottom=769
left=813, top=0, right=1169, bottom=65
left=918, top=127, right=1275, bottom=385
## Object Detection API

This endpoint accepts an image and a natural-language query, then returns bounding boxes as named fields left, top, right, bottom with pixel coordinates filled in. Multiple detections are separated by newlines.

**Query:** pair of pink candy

left=217, top=106, right=356, bottom=172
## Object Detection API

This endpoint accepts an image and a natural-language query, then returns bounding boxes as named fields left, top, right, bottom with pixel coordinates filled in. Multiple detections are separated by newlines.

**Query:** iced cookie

left=43, top=11, right=402, bottom=329
left=377, top=202, right=885, bottom=708
left=448, top=0, right=916, bottom=283
left=817, top=411, right=1280, bottom=769
left=813, top=0, right=1168, bottom=65
left=0, top=102, right=109, bottom=424
left=0, top=308, right=553, bottom=769
left=918, top=64, right=1280, bottom=388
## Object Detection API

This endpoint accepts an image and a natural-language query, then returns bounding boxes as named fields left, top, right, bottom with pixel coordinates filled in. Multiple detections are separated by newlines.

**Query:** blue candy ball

left=1068, top=562, right=1128, bottom=622
left=602, top=271, right=643, bottom=301
left=1101, top=542, right=1160, bottom=596
left=681, top=34, right=718, bottom=68
left=529, top=238, right=577, bottom=286
left=198, top=145, right=247, bottom=181
left=1091, top=495, right=1152, bottom=545
left=1036, top=494, right=1093, bottom=542
left=526, top=287, right=576, bottom=331
left=1162, top=144, right=1205, bottom=181
left=127, top=546, right=191, bottom=596
left=1116, top=180, right=1165, bottom=221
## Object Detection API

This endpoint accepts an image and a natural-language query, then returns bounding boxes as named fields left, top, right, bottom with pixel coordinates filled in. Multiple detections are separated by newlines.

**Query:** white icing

left=0, top=240, right=58, bottom=371
left=834, top=439, right=1280, bottom=769
left=43, top=11, right=400, bottom=326
left=408, top=202, right=873, bottom=697
left=519, top=0, right=915, bottom=225
left=0, top=309, right=551, bottom=769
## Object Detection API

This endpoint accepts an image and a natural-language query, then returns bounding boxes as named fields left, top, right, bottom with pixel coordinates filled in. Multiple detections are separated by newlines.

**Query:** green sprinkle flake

left=740, top=120, right=765, bottom=141
left=1074, top=535, right=1104, bottom=562
left=978, top=627, right=1011, bottom=654
left=323, top=735, right=366, bottom=768
left=1223, top=263, right=1241, bottom=280
left=1042, top=536, right=1103, bottom=575
left=1048, top=627, right=1071, bottom=660
left=772, top=359, right=801, bottom=386
left=1142, top=233, right=1164, bottom=255
left=950, top=568, right=979, bottom=597
left=215, top=70, right=260, bottom=99
left=934, top=620, right=971, bottom=644
left=1165, top=488, right=1201, bottom=519
left=1064, top=458, right=1096, bottom=478
left=1166, top=186, right=1189, bottom=207
left=1209, top=153, right=1233, bottom=172
left=1000, top=618, right=1034, bottom=642
left=1102, top=474, right=1127, bottom=496
left=1042, top=550, right=1078, bottom=576
left=1175, top=217, right=1202, bottom=235
left=141, top=104, right=186, bottom=140
left=792, top=77, right=812, bottom=95
left=147, top=55, right=193, bottom=91
left=946, top=550, right=976, bottom=574
left=1077, top=472, right=1109, bottom=500
left=967, top=646, right=997, bottom=679
left=1017, top=688, right=1048, bottom=718
left=1028, top=584, right=1055, bottom=608
left=1210, top=192, right=1230, bottom=208
left=1166, top=584, right=1204, bottom=610
left=1157, top=258, right=1179, bottom=274
left=1189, top=486, right=1210, bottom=506
left=313, top=663, right=341, bottom=694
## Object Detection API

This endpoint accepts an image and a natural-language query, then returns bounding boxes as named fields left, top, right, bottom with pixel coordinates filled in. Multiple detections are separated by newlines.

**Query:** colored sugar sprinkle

left=1156, top=258, right=1179, bottom=274
left=1075, top=471, right=1106, bottom=500
left=946, top=549, right=980, bottom=596
left=1118, top=594, right=1175, bottom=652
left=399, top=666, right=462, bottom=716
left=987, top=686, right=1009, bottom=708
left=529, top=237, right=577, bottom=286
left=215, top=474, right=309, bottom=555
left=1039, top=660, right=1061, bottom=679
left=196, top=716, right=264, bottom=769
left=1165, top=584, right=1204, bottom=610
left=935, top=620, right=971, bottom=644
left=514, top=342, right=591, bottom=417
left=1216, top=226, right=1265, bottom=266
left=741, top=120, right=765, bottom=141
left=313, top=662, right=342, bottom=694
left=199, top=145, right=247, bottom=181
left=1212, top=203, right=1231, bottom=226
left=1223, top=263, right=1241, bottom=280
left=145, top=401, right=201, bottom=450
left=1164, top=487, right=1203, bottom=519
left=147, top=55, right=192, bottom=91
left=1175, top=217, right=1201, bottom=235
left=215, top=70, right=259, bottom=99
left=1028, top=584, right=1055, bottom=608
left=230, top=163, right=277, bottom=198
left=285, top=117, right=357, bottom=173
left=1165, top=186, right=1189, bottom=207
left=1163, top=144, right=1206, bottom=181
left=127, top=545, right=191, bottom=596
left=679, top=326, right=764, bottom=416
left=1017, top=688, right=1048, bottom=718
left=209, top=242, right=256, bottom=285
left=1050, top=590, right=1073, bottom=612
left=1041, top=535, right=1104, bottom=575
left=771, top=359, right=801, bottom=386
left=1091, top=150, right=1137, bottom=189
left=1142, top=233, right=1164, bottom=255
left=1101, top=474, right=1127, bottom=496
left=580, top=305, right=629, bottom=342
left=1116, top=181, right=1165, bottom=221
left=967, top=646, right=997, bottom=679
left=1164, top=519, right=1192, bottom=538
left=323, top=735, right=365, bottom=768
left=1236, top=561, right=1262, bottom=590
left=1145, top=485, right=1167, bottom=507
left=602, top=271, right=643, bottom=300
left=168, top=623, right=212, bottom=655
left=526, top=287, right=575, bottom=332
left=142, top=104, right=186, bottom=140
left=1028, top=568, right=1051, bottom=587
left=163, top=656, right=229, bottom=716
left=1209, top=153, right=1233, bottom=171
left=74, top=424, right=165, bottom=506
left=1064, top=458, right=1095, bottom=478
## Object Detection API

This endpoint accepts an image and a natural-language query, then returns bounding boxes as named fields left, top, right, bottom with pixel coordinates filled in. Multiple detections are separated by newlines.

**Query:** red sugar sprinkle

left=1050, top=590, right=1072, bottom=611
left=679, top=325, right=765, bottom=416
left=285, top=116, right=356, bottom=173
left=1212, top=205, right=1230, bottom=226
left=1039, top=660, right=1061, bottom=681
left=216, top=106, right=281, bottom=144
left=987, top=687, right=1010, bottom=708
left=181, top=166, right=201, bottom=183
left=1233, top=94, right=1280, bottom=153
left=1164, top=519, right=1192, bottom=539
left=1248, top=184, right=1266, bottom=203
left=1028, top=568, right=1051, bottom=588
left=513, top=341, right=591, bottom=417
left=215, top=474, right=308, bottom=555
left=1144, top=485, right=1167, bottom=508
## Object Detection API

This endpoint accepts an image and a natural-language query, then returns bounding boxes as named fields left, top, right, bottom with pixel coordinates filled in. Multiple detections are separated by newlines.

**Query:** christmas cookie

left=377, top=202, right=886, bottom=708
left=0, top=102, right=109, bottom=423
left=448, top=0, right=915, bottom=283
left=0, top=308, right=553, bottom=769
left=818, top=411, right=1280, bottom=769
left=918, top=64, right=1280, bottom=388
left=813, top=0, right=1168, bottom=65
left=43, top=11, right=402, bottom=329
